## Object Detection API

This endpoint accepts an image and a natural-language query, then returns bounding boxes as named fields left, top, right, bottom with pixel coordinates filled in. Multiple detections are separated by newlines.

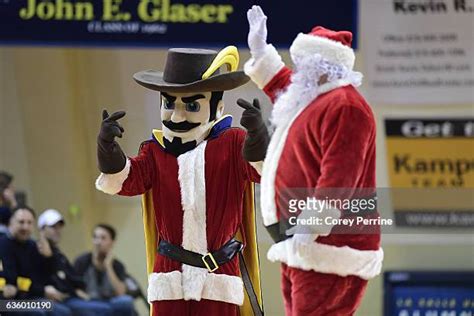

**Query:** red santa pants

left=280, top=263, right=368, bottom=316
left=152, top=299, right=239, bottom=316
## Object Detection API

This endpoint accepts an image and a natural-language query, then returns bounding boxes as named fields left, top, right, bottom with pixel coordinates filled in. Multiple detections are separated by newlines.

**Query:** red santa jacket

left=245, top=44, right=383, bottom=280
left=96, top=120, right=260, bottom=305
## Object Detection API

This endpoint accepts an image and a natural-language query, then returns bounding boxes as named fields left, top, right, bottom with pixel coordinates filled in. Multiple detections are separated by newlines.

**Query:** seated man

left=38, top=209, right=112, bottom=316
left=0, top=206, right=71, bottom=316
left=74, top=224, right=135, bottom=316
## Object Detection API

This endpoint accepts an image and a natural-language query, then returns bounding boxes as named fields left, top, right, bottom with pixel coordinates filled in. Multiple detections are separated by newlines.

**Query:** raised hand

left=237, top=98, right=269, bottom=162
left=97, top=109, right=127, bottom=174
left=99, top=110, right=126, bottom=143
left=37, top=231, right=53, bottom=258
left=104, top=251, right=115, bottom=269
left=237, top=98, right=264, bottom=132
left=247, top=5, right=268, bottom=60
left=2, top=187, right=17, bottom=208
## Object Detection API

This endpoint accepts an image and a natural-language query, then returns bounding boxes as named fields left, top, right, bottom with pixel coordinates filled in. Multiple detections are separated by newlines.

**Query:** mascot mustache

left=162, top=120, right=201, bottom=132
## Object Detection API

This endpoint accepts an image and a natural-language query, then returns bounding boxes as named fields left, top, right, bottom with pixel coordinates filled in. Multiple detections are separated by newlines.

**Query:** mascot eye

left=162, top=98, right=175, bottom=110
left=185, top=101, right=201, bottom=112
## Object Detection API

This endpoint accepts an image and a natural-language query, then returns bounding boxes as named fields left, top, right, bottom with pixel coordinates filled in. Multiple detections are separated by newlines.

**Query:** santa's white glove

left=247, top=5, right=268, bottom=60
left=286, top=208, right=319, bottom=248
left=291, top=232, right=318, bottom=260
left=290, top=232, right=318, bottom=246
left=285, top=204, right=341, bottom=250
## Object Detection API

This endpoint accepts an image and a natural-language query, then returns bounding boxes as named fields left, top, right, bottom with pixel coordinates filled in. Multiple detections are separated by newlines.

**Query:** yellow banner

left=385, top=118, right=474, bottom=227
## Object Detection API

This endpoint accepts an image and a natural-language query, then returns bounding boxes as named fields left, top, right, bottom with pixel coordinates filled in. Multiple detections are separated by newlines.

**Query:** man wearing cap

left=38, top=209, right=114, bottom=316
left=241, top=5, right=384, bottom=315
left=0, top=206, right=72, bottom=315
left=95, top=46, right=267, bottom=315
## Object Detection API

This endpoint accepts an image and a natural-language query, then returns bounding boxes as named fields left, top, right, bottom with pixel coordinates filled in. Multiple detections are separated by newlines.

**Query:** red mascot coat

left=96, top=117, right=263, bottom=316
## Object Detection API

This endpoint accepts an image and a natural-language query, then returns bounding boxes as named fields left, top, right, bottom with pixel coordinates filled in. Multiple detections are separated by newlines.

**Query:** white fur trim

left=249, top=161, right=263, bottom=175
left=290, top=33, right=355, bottom=70
left=267, top=240, right=384, bottom=280
left=177, top=142, right=209, bottom=301
left=147, top=271, right=244, bottom=305
left=318, top=78, right=354, bottom=96
left=95, top=158, right=131, bottom=195
left=261, top=109, right=305, bottom=226
left=147, top=271, right=183, bottom=302
left=178, top=141, right=208, bottom=254
left=202, top=272, right=244, bottom=305
left=244, top=44, right=285, bottom=89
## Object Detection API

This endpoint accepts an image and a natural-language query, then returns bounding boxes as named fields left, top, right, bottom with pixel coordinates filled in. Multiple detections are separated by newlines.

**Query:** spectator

left=38, top=209, right=111, bottom=316
left=74, top=224, right=135, bottom=316
left=0, top=206, right=71, bottom=316
left=0, top=171, right=17, bottom=236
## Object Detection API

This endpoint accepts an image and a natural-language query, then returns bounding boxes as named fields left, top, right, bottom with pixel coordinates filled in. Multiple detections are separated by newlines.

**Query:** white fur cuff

left=147, top=271, right=244, bottom=305
left=267, top=239, right=384, bottom=280
left=95, top=158, right=131, bottom=195
left=148, top=271, right=183, bottom=302
left=202, top=272, right=244, bottom=306
left=244, top=44, right=285, bottom=89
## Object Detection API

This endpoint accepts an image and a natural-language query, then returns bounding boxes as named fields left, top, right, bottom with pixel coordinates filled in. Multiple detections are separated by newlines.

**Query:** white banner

left=360, top=0, right=474, bottom=105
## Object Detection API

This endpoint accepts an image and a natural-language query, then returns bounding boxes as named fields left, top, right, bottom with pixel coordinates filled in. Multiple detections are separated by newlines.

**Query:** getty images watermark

left=277, top=188, right=392, bottom=236
left=276, top=187, right=474, bottom=235
left=288, top=195, right=393, bottom=228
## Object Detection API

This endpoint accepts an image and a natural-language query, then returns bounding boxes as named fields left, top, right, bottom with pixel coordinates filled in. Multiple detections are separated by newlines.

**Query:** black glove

left=97, top=110, right=127, bottom=174
left=236, top=98, right=270, bottom=162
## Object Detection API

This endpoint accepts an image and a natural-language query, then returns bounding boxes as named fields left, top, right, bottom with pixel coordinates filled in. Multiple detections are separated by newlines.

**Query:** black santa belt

left=158, top=238, right=244, bottom=272
left=158, top=238, right=264, bottom=316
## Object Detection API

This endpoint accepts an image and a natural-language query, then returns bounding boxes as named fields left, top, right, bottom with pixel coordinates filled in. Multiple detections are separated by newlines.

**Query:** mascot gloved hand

left=236, top=98, right=269, bottom=162
left=97, top=110, right=126, bottom=174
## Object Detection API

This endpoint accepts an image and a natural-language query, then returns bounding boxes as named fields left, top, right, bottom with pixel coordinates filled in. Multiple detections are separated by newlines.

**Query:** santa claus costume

left=243, top=6, right=383, bottom=316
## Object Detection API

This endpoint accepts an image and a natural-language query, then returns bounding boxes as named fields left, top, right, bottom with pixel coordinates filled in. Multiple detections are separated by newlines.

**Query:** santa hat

left=289, top=26, right=355, bottom=70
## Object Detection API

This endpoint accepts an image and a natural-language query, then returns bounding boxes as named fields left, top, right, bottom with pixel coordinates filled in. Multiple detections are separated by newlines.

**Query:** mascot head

left=134, top=47, right=249, bottom=156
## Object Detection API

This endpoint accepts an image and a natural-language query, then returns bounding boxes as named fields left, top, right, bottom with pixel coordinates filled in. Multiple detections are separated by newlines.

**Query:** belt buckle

left=202, top=253, right=219, bottom=272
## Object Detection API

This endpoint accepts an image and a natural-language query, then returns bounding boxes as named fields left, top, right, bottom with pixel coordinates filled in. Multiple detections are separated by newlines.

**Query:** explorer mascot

left=95, top=46, right=267, bottom=316
left=241, top=6, right=384, bottom=316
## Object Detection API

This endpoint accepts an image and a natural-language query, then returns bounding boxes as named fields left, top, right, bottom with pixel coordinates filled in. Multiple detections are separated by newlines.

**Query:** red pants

left=152, top=299, right=239, bottom=316
left=281, top=263, right=368, bottom=316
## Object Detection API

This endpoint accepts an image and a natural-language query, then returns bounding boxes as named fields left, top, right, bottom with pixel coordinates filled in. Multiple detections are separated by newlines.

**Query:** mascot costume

left=241, top=6, right=384, bottom=316
left=95, top=46, right=267, bottom=316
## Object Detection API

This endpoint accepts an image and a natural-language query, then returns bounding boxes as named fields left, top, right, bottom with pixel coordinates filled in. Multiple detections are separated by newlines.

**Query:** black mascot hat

left=133, top=46, right=249, bottom=93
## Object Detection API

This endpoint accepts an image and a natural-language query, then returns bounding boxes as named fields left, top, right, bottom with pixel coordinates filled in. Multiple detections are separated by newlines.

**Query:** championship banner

left=360, top=0, right=474, bottom=105
left=385, top=118, right=474, bottom=227
left=0, top=0, right=357, bottom=48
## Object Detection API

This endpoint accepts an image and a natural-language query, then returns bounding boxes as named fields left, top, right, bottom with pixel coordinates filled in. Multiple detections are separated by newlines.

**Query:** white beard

left=270, top=55, right=323, bottom=128
left=270, top=53, right=363, bottom=128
